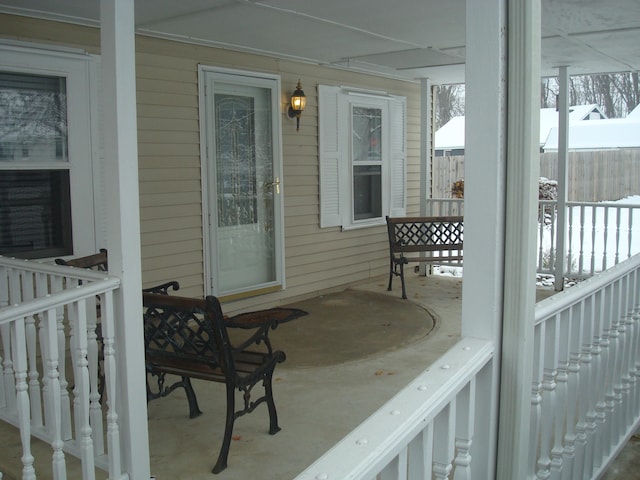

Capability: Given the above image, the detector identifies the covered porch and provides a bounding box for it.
[1,0,640,478]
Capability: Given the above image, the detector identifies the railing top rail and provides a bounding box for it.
[295,337,494,480]
[535,253,640,324]
[0,260,121,325]
[0,255,110,282]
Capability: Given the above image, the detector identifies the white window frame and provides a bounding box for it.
[0,42,102,260]
[319,85,406,230]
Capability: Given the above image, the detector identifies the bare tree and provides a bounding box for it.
[540,72,639,118]
[433,84,465,129]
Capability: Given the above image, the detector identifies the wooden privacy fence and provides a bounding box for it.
[433,150,640,202]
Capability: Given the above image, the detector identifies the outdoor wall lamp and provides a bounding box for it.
[287,79,306,131]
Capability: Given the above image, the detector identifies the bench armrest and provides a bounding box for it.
[143,281,180,295]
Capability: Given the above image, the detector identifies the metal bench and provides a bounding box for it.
[143,292,290,474]
[386,215,464,299]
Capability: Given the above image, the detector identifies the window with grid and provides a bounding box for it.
[0,72,73,258]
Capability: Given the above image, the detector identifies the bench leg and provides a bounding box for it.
[399,263,408,300]
[183,376,203,419]
[264,370,281,435]
[212,383,236,474]
[387,258,394,291]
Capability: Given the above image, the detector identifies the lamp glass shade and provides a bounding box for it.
[290,81,306,113]
[291,94,306,112]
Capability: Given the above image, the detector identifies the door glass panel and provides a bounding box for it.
[215,93,259,227]
[211,81,276,294]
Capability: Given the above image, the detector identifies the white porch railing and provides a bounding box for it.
[0,256,124,480]
[426,198,640,279]
[293,254,640,480]
[531,253,640,479]
[538,200,640,278]
[294,337,495,480]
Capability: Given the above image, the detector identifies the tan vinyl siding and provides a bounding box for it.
[1,13,422,313]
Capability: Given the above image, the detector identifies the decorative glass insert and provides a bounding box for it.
[215,93,258,227]
[0,72,72,258]
[352,106,382,220]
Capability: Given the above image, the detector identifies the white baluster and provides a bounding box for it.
[564,309,582,478]
[537,317,559,480]
[48,273,72,441]
[86,293,104,456]
[11,317,36,480]
[576,300,594,478]
[553,311,573,480]
[43,307,67,480]
[101,290,123,479]
[578,205,586,275]
[0,323,13,411]
[632,270,640,419]
[433,399,455,480]
[530,324,544,478]
[408,422,433,479]
[581,297,597,478]
[603,284,617,461]
[22,272,43,428]
[73,298,97,480]
[454,378,475,480]
[610,280,625,446]
[601,208,609,271]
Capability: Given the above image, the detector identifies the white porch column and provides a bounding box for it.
[498,0,541,478]
[554,66,570,291]
[100,0,151,479]
[420,78,432,217]
[462,0,507,477]
[464,0,541,477]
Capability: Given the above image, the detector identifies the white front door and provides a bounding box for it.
[201,69,283,298]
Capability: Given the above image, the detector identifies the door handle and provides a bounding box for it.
[265,177,280,194]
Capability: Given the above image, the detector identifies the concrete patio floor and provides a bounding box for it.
[1,272,638,479]
[145,272,543,480]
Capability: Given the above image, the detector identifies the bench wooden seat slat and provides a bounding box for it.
[386,215,464,299]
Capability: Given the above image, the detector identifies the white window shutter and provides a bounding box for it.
[318,85,342,227]
[389,96,407,217]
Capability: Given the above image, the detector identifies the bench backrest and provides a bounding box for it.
[142,293,234,376]
[55,248,108,271]
[386,216,464,253]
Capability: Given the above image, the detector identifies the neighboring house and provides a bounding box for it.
[434,104,608,156]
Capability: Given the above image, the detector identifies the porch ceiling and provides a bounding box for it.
[1,0,639,83]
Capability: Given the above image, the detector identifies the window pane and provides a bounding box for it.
[0,72,68,163]
[353,165,382,220]
[0,170,73,259]
[352,106,382,162]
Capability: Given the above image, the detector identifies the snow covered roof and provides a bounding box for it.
[627,103,640,119]
[543,116,640,151]
[434,116,465,150]
[434,104,640,150]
